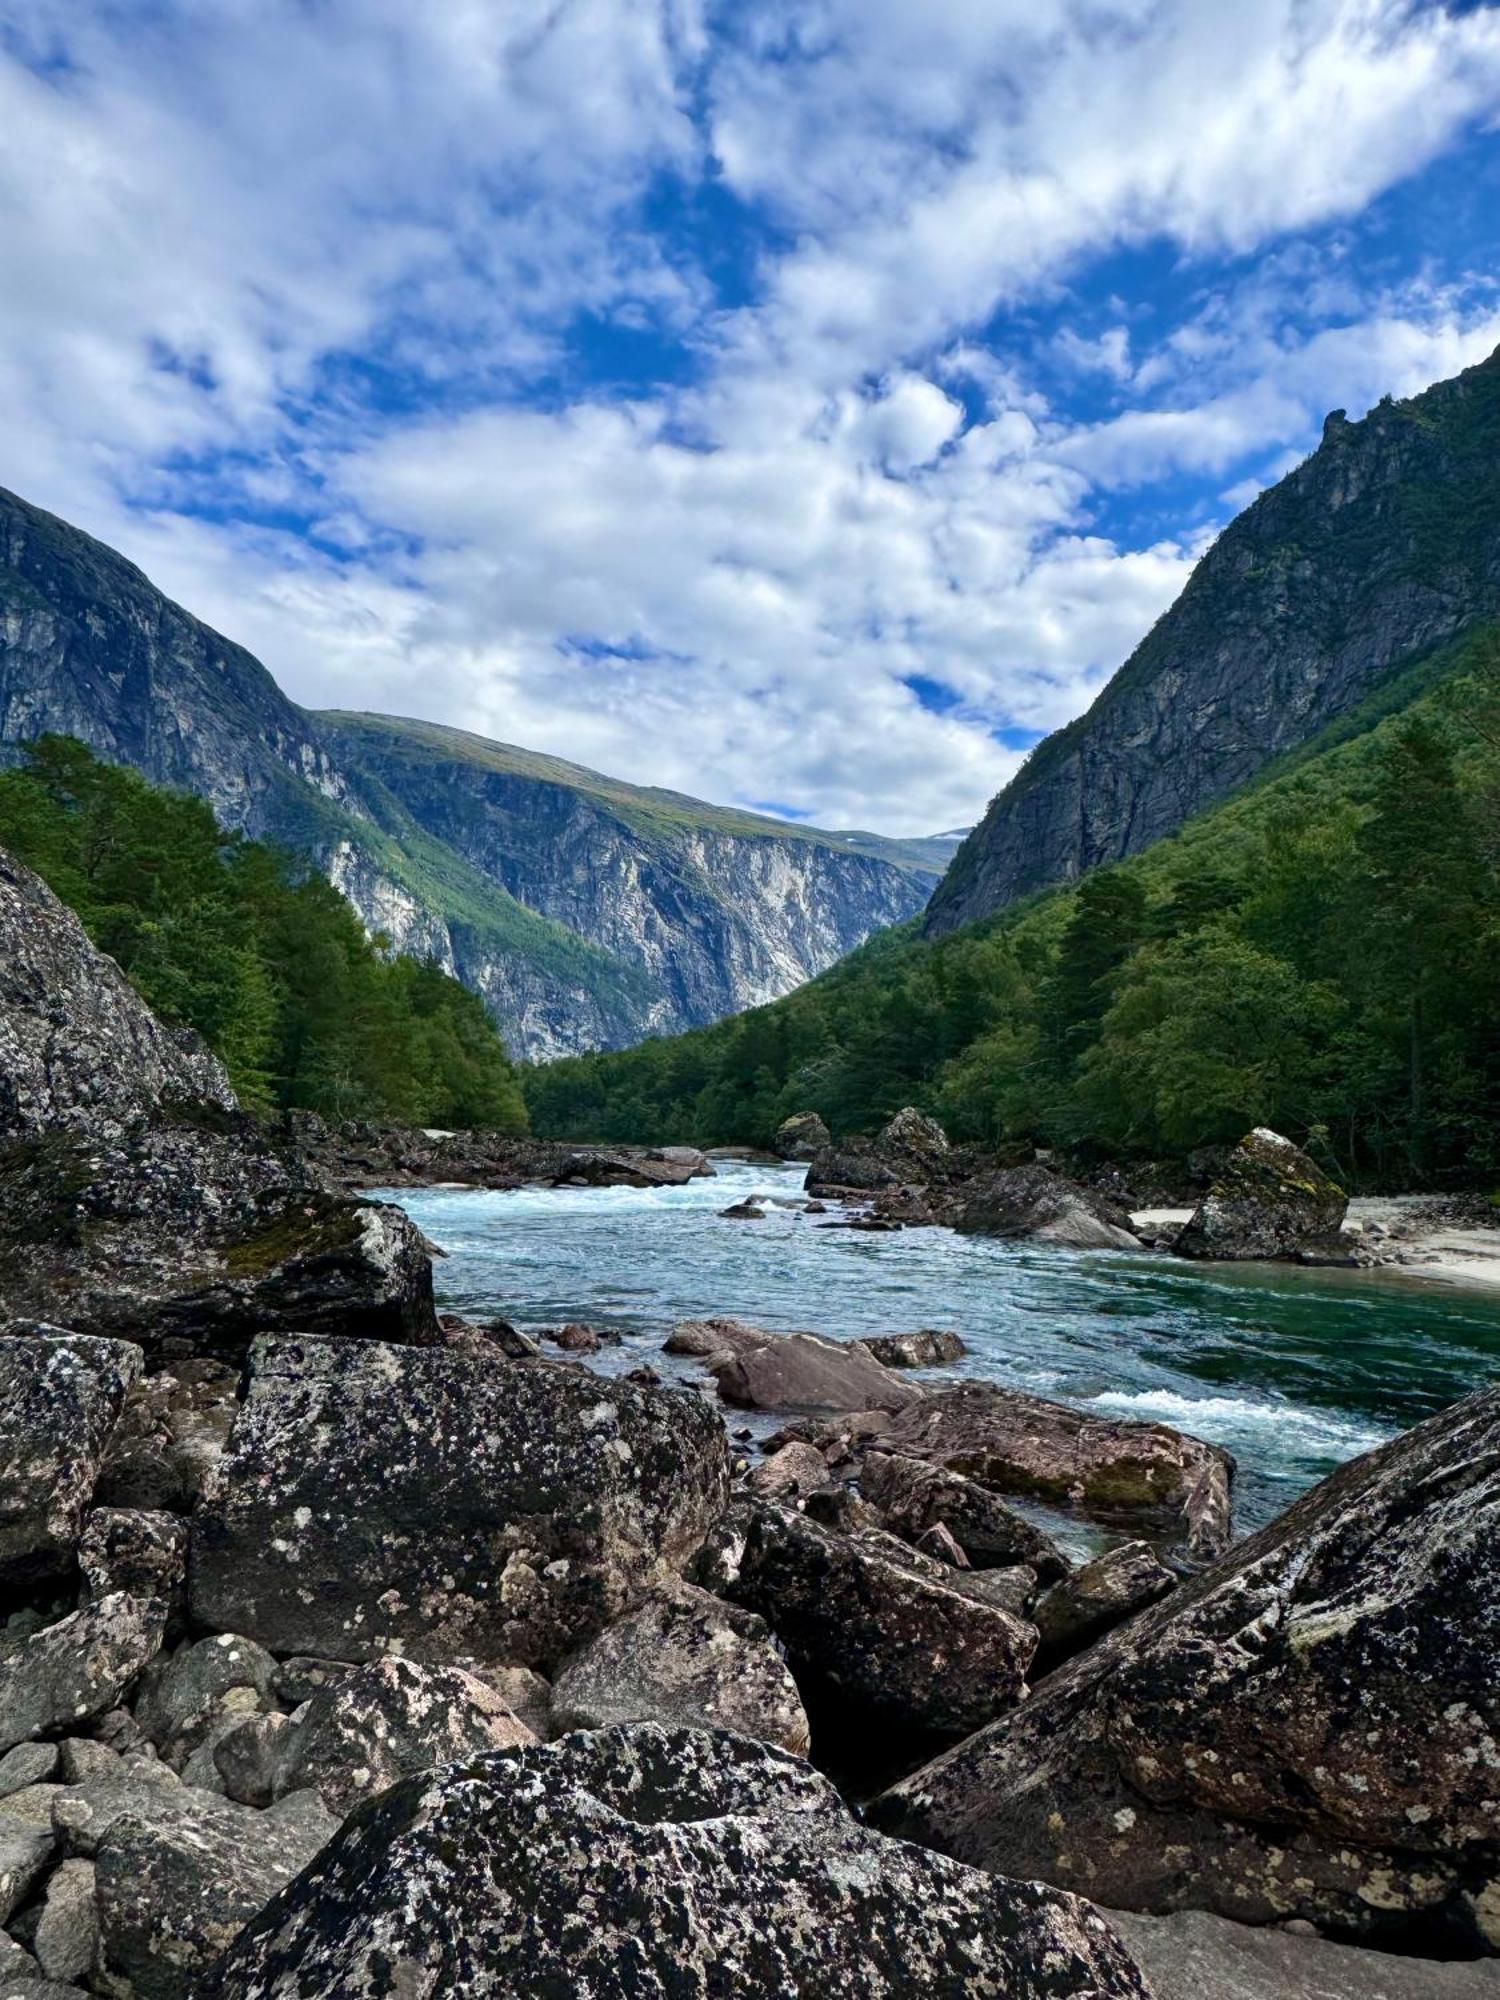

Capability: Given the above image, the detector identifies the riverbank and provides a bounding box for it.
[1133,1193,1500,1293]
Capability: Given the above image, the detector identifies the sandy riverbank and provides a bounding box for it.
[1132,1194,1500,1292]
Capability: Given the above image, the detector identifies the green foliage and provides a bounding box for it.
[0,738,527,1131]
[525,627,1500,1186]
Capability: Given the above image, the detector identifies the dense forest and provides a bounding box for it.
[526,630,1500,1187]
[0,737,527,1131]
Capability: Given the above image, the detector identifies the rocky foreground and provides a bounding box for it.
[2,840,1499,1997]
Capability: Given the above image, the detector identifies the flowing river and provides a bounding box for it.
[384,1160,1500,1542]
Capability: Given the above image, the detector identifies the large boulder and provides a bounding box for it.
[880,1383,1234,1558]
[0,1594,164,1755]
[190,1336,730,1670]
[773,1111,831,1160]
[550,1576,810,1755]
[953,1164,1142,1250]
[859,1328,966,1369]
[1031,1541,1177,1670]
[712,1332,922,1416]
[0,1329,141,1589]
[859,1449,1071,1580]
[876,1384,1500,1951]
[878,1106,950,1165]
[1174,1128,1348,1261]
[718,1502,1038,1742]
[803,1141,902,1197]
[93,1359,239,1513]
[201,1725,1151,1998]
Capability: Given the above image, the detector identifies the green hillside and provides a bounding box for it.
[525,627,1500,1187]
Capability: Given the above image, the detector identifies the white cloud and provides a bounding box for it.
[2,1,1500,832]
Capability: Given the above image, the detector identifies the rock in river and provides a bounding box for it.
[876,1382,1500,1952]
[712,1331,922,1416]
[953,1164,1142,1250]
[189,1335,730,1670]
[201,1724,1152,1998]
[1174,1127,1348,1261]
[858,1449,1071,1580]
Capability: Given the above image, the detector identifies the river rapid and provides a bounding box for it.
[384,1160,1500,1543]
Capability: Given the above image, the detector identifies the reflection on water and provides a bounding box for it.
[381,1162,1500,1535]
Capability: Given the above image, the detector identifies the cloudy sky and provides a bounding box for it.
[4,2,1500,833]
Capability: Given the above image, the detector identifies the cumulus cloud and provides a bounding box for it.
[2,0,1500,831]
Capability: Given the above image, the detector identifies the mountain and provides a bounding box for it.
[926,343,1500,935]
[0,485,940,1059]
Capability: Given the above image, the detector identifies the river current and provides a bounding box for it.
[384,1161,1500,1541]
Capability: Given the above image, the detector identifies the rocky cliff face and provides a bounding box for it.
[0,487,939,1058]
[927,344,1500,935]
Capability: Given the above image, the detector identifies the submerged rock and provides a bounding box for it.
[201,1724,1151,1998]
[876,1382,1500,1951]
[550,1576,811,1755]
[0,1329,141,1589]
[881,1382,1233,1557]
[190,1335,730,1670]
[1174,1128,1348,1261]
[954,1164,1142,1250]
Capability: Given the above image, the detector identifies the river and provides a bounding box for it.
[383,1160,1500,1543]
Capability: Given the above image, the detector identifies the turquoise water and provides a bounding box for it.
[384,1162,1500,1539]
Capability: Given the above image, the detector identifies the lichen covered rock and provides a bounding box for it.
[0,1328,141,1589]
[1174,1128,1348,1261]
[953,1164,1142,1250]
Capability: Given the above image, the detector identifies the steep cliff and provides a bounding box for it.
[0,486,941,1057]
[926,343,1500,935]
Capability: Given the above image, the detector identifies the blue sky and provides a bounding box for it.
[3,2,1500,831]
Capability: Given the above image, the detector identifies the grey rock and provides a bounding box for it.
[1033,1541,1177,1668]
[1174,1128,1349,1262]
[877,1106,950,1163]
[551,1577,811,1755]
[0,1594,164,1755]
[55,1741,119,1787]
[77,1509,187,1611]
[0,1818,53,1926]
[880,1382,1234,1558]
[663,1315,783,1359]
[745,1441,833,1501]
[93,1361,238,1513]
[189,1335,730,1671]
[876,1382,1500,1949]
[772,1111,831,1160]
[458,1663,552,1742]
[0,1330,141,1589]
[1111,1907,1500,2000]
[32,1861,94,1986]
[51,1767,190,1859]
[134,1634,278,1768]
[953,1164,1142,1250]
[94,1787,335,1999]
[212,1714,293,1809]
[859,1449,1071,1579]
[712,1332,922,1416]
[858,1328,967,1369]
[270,1657,534,1817]
[268,1658,354,1709]
[925,348,1500,935]
[200,1723,1151,1998]
[0,1751,54,1804]
[724,1502,1038,1740]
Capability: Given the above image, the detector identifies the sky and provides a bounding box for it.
[3,3,1500,835]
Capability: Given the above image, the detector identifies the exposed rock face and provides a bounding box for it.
[876,1383,1500,1952]
[0,1330,141,1589]
[1174,1128,1348,1261]
[718,1502,1039,1741]
[858,1450,1071,1579]
[0,844,436,1357]
[927,345,1500,933]
[881,1383,1234,1557]
[773,1111,831,1160]
[190,1336,731,1670]
[201,1725,1152,1999]
[954,1165,1142,1250]
[712,1331,922,1416]
[0,485,941,1061]
[550,1577,811,1755]
[1111,1907,1500,2000]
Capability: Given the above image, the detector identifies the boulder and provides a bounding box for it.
[803,1142,901,1197]
[663,1315,781,1359]
[553,1150,697,1188]
[31,1860,95,1986]
[0,1330,141,1589]
[1111,1907,1500,2000]
[880,1383,1234,1557]
[1032,1541,1177,1669]
[268,1657,535,1817]
[1174,1128,1348,1261]
[189,1336,730,1670]
[859,1328,966,1369]
[0,1595,164,1755]
[0,1750,54,1803]
[876,1383,1500,1950]
[878,1106,950,1165]
[93,1360,239,1513]
[746,1441,834,1502]
[94,1787,334,1999]
[77,1509,188,1612]
[201,1725,1151,1999]
[721,1502,1038,1742]
[772,1112,831,1161]
[719,1198,767,1219]
[550,1577,811,1755]
[953,1164,1142,1250]
[859,1450,1071,1580]
[134,1634,279,1768]
[712,1332,922,1416]
[50,1767,195,1860]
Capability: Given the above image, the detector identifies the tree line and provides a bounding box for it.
[0,737,527,1131]
[525,631,1500,1188]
